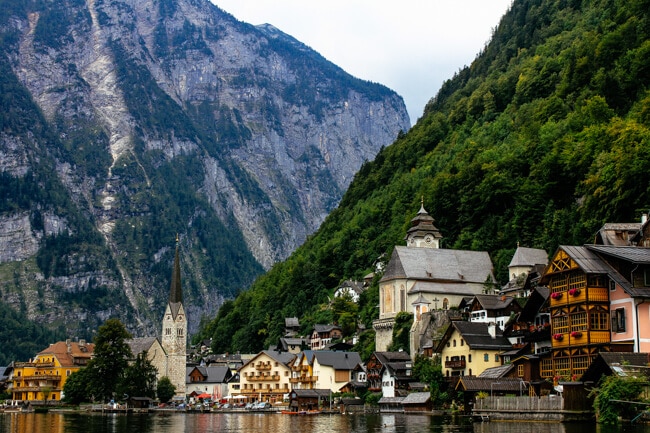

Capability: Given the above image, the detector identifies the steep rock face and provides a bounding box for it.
[0,0,409,337]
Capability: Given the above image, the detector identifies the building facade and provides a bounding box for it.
[11,340,94,403]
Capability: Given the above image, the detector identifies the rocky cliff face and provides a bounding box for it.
[0,0,409,338]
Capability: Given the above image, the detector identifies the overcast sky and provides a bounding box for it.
[211,1,513,125]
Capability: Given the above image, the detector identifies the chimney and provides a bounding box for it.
[79,339,86,346]
[488,322,496,339]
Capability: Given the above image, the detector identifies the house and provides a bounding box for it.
[310,325,342,350]
[334,280,365,303]
[311,351,363,392]
[373,201,495,356]
[504,286,551,355]
[338,362,367,395]
[11,339,94,403]
[237,350,294,403]
[465,294,522,330]
[501,246,549,298]
[290,351,317,390]
[365,351,413,396]
[436,321,512,378]
[276,337,309,354]
[285,317,301,337]
[186,366,232,400]
[402,391,432,413]
[538,245,650,382]
[288,388,331,412]
[580,352,650,384]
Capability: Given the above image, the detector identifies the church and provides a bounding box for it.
[373,200,495,356]
[128,237,187,397]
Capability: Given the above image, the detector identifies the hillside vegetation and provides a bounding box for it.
[197,0,650,354]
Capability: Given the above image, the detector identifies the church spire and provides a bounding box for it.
[405,199,443,248]
[169,234,183,305]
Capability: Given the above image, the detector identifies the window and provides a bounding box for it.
[484,353,489,362]
[468,354,472,363]
[552,315,569,334]
[518,365,524,377]
[453,340,456,347]
[460,339,464,346]
[590,307,609,330]
[495,354,499,362]
[612,308,626,332]
[570,311,587,332]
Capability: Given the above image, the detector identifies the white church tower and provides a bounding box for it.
[161,236,187,396]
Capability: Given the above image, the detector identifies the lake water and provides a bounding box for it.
[1,412,649,433]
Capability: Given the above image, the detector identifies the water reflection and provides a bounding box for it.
[1,412,649,433]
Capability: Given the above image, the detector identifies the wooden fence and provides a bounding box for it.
[474,396,564,412]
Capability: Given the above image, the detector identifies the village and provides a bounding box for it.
[2,204,650,422]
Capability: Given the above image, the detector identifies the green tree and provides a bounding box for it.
[118,351,158,399]
[62,367,91,405]
[592,375,647,424]
[388,312,413,352]
[86,318,133,402]
[156,376,176,403]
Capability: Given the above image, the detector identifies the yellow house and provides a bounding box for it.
[12,340,94,403]
[436,321,512,378]
[237,350,294,403]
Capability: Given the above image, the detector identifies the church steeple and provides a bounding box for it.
[169,234,183,305]
[161,234,187,396]
[405,197,443,248]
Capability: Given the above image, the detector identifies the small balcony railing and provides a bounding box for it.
[445,359,466,369]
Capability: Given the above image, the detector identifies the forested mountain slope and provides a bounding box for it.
[199,0,650,354]
[0,0,409,365]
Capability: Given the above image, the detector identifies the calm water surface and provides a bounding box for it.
[1,412,649,433]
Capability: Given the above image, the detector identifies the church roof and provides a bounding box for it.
[381,246,494,284]
[127,337,161,357]
[508,247,548,268]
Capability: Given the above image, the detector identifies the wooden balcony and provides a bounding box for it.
[22,375,61,381]
[290,376,318,383]
[255,363,272,371]
[14,362,55,368]
[552,330,611,348]
[445,359,466,369]
[247,374,280,382]
[550,287,609,308]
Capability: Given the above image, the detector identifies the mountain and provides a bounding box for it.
[198,0,650,354]
[0,0,410,363]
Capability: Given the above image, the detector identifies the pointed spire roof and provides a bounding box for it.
[405,197,443,245]
[168,235,183,316]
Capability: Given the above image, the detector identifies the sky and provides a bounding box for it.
[211,1,513,124]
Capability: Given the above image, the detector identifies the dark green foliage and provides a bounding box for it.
[86,318,133,402]
[388,312,413,352]
[198,0,650,355]
[0,302,65,366]
[118,351,158,399]
[62,367,91,405]
[591,374,648,424]
[156,376,176,403]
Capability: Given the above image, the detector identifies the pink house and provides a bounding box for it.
[587,245,650,353]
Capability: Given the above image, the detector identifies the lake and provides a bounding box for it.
[1,412,649,433]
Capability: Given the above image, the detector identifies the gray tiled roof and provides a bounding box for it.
[586,245,650,264]
[313,351,362,369]
[473,294,515,310]
[127,337,160,356]
[402,392,430,404]
[508,247,548,268]
[452,321,512,350]
[478,364,515,378]
[456,377,523,392]
[381,246,494,284]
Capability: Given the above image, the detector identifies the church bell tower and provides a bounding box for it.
[161,235,187,396]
